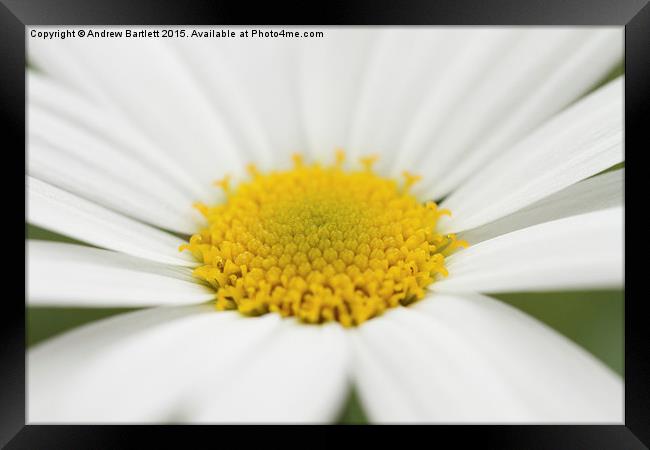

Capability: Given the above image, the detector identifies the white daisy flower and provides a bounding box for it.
[26,27,624,423]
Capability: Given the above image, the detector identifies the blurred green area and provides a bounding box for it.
[337,389,369,424]
[26,224,85,245]
[28,224,623,424]
[27,306,140,347]
[588,62,624,94]
[495,290,623,376]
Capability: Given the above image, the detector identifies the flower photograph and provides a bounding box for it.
[26,26,624,423]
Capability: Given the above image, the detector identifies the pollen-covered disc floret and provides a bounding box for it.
[181,152,467,327]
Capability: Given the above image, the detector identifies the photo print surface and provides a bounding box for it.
[26,26,624,423]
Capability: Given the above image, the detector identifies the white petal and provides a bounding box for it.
[435,207,623,293]
[28,30,107,100]
[392,29,621,186]
[173,27,308,168]
[191,321,351,423]
[27,241,213,307]
[29,134,202,235]
[351,29,509,172]
[27,177,196,267]
[165,35,275,171]
[28,74,214,233]
[28,307,282,423]
[418,29,623,197]
[298,28,376,161]
[349,328,421,421]
[354,293,622,422]
[28,72,211,203]
[440,77,623,232]
[388,29,514,174]
[29,31,246,189]
[462,169,623,244]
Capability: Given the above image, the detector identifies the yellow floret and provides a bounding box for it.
[181,152,467,326]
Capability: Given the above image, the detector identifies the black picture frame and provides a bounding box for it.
[3,0,648,447]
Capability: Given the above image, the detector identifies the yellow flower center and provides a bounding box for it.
[181,151,467,327]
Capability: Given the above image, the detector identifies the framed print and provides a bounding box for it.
[2,0,648,447]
